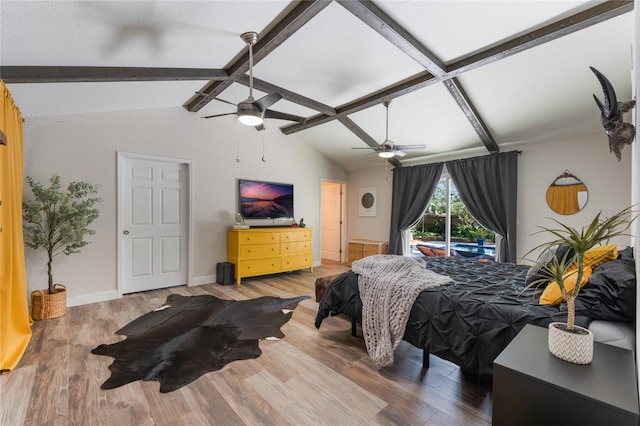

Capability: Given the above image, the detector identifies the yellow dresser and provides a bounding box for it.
[227,227,313,284]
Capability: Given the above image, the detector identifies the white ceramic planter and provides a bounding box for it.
[548,322,593,364]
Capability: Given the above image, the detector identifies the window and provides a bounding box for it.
[411,175,494,255]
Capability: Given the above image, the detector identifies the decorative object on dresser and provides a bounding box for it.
[524,205,635,364]
[231,212,249,229]
[22,175,101,320]
[347,239,388,265]
[227,227,313,284]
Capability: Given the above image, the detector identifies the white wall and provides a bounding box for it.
[347,132,633,262]
[347,167,393,243]
[22,107,347,306]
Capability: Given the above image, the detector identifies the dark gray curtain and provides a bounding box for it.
[446,151,518,262]
[388,162,444,255]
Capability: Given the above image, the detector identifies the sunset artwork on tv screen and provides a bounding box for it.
[238,179,294,219]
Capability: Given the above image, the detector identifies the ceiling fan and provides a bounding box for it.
[201,31,306,131]
[353,100,426,158]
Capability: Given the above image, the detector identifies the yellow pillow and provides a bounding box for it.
[539,266,593,305]
[582,245,618,269]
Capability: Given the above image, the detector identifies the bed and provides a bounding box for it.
[315,247,636,376]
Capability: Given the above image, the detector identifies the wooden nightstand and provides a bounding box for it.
[492,324,639,426]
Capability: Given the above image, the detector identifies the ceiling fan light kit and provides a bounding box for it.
[238,107,263,126]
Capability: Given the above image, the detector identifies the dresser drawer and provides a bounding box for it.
[240,244,280,258]
[239,258,282,276]
[281,230,311,243]
[281,241,311,255]
[282,254,313,270]
[239,232,280,245]
[228,228,313,284]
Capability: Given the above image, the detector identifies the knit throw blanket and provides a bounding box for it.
[352,255,452,367]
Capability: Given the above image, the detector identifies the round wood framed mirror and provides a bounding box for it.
[546,171,588,215]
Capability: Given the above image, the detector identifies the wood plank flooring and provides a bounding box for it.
[1,261,493,425]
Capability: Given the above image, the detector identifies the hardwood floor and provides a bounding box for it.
[1,261,492,425]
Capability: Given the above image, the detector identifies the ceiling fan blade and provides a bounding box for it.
[263,109,305,122]
[395,150,407,157]
[212,97,238,107]
[351,147,377,150]
[254,93,283,112]
[201,112,238,119]
[394,144,426,150]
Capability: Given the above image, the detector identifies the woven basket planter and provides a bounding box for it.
[31,284,67,320]
[548,322,593,364]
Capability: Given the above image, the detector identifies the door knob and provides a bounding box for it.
[123,230,130,235]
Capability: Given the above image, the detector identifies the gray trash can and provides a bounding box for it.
[216,262,235,285]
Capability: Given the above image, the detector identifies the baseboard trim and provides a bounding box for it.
[67,290,120,308]
[190,275,216,286]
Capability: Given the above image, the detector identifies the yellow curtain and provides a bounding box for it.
[0,80,32,372]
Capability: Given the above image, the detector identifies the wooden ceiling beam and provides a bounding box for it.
[183,0,331,112]
[338,116,401,168]
[281,0,633,136]
[0,66,228,83]
[447,0,634,77]
[443,78,499,152]
[282,71,437,134]
[236,75,337,116]
[337,0,446,77]
[339,0,496,154]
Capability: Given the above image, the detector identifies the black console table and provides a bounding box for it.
[492,324,639,426]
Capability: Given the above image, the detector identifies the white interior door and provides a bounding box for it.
[119,154,189,294]
[321,181,344,262]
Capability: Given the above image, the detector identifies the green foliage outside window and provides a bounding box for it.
[412,178,494,242]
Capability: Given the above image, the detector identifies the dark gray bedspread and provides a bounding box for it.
[315,254,635,376]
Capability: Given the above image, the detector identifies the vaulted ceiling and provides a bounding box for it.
[1,0,635,171]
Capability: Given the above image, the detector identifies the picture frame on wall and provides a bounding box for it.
[359,187,377,217]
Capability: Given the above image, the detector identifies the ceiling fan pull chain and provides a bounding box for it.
[262,131,267,162]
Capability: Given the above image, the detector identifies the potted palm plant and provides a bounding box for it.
[469,228,488,246]
[525,206,635,364]
[23,175,101,320]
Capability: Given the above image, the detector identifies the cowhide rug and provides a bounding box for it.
[91,293,308,393]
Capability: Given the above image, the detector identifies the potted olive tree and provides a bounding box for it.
[23,175,101,320]
[525,206,635,364]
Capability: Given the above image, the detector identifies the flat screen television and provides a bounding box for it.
[238,179,294,220]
